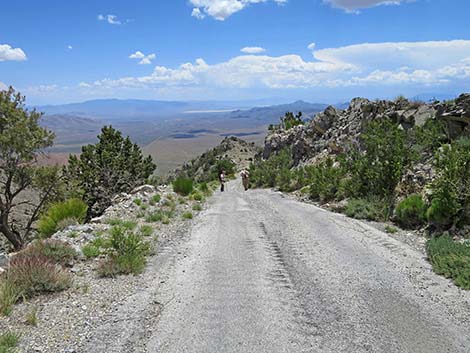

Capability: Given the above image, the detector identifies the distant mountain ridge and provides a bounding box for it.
[34,98,333,121]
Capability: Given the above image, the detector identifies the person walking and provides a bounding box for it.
[219,169,226,192]
[240,169,250,191]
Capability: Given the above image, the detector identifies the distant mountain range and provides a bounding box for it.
[37,99,333,153]
[34,98,335,121]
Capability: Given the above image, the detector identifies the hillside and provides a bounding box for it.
[174,136,260,182]
[251,93,470,238]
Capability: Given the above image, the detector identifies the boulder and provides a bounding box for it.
[0,252,8,267]
[130,185,156,195]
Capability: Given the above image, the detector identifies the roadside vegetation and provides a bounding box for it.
[0,331,20,353]
[0,87,216,317]
[250,109,470,289]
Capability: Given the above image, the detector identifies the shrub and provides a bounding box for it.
[182,212,193,220]
[139,225,154,237]
[428,139,470,228]
[66,126,156,219]
[344,119,412,199]
[98,226,150,277]
[38,198,88,237]
[107,219,137,230]
[192,204,203,211]
[82,244,101,259]
[24,240,77,266]
[0,280,21,317]
[250,148,293,188]
[426,236,470,289]
[198,182,209,193]
[25,306,39,326]
[395,194,427,228]
[0,254,71,315]
[0,331,20,353]
[191,192,204,201]
[309,158,346,202]
[344,198,390,221]
[149,194,161,205]
[146,211,164,223]
[173,177,194,196]
[385,225,398,234]
[133,198,142,206]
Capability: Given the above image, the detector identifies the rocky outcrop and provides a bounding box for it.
[263,95,470,165]
[436,93,470,138]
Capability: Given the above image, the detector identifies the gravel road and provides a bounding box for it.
[86,180,470,353]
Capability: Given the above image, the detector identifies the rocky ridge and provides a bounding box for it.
[175,136,259,181]
[263,94,470,166]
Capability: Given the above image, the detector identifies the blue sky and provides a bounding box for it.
[1,0,470,104]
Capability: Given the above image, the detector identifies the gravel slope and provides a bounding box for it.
[142,180,470,353]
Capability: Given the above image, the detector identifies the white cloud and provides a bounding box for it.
[49,40,470,98]
[129,51,156,65]
[189,0,286,20]
[97,14,122,25]
[191,8,206,19]
[67,45,73,50]
[0,82,7,90]
[323,0,412,12]
[241,47,266,54]
[307,42,316,50]
[0,44,27,62]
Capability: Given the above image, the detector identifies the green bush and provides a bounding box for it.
[98,226,150,277]
[344,198,390,221]
[192,204,203,211]
[428,138,470,228]
[146,211,164,223]
[182,212,193,220]
[38,198,88,237]
[250,148,293,188]
[395,194,427,228]
[149,194,161,206]
[191,191,204,201]
[107,219,137,230]
[133,198,142,206]
[82,244,101,258]
[0,331,20,353]
[24,240,77,266]
[139,225,154,237]
[344,119,412,198]
[309,158,346,202]
[173,177,194,196]
[426,236,470,289]
[385,225,398,234]
[198,182,209,193]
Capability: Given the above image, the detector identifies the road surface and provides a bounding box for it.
[85,179,470,353]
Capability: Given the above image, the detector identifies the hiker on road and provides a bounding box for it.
[219,170,226,192]
[240,169,250,191]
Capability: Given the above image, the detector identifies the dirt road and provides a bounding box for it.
[84,180,470,353]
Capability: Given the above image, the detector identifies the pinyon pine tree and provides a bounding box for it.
[67,126,156,218]
[0,87,62,250]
